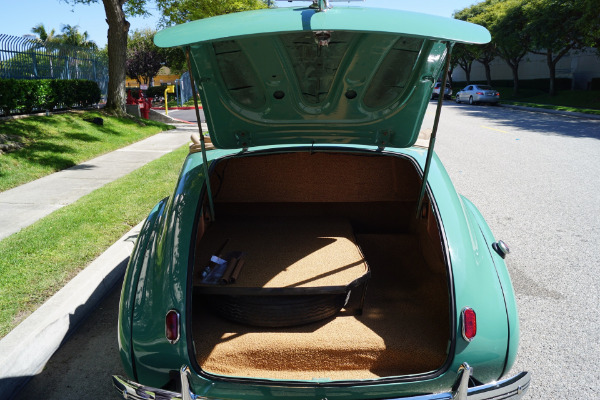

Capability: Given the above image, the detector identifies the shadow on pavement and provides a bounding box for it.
[446,103,600,140]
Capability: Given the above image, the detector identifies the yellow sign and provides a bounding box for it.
[164,85,176,115]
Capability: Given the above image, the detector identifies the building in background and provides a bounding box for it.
[452,48,599,90]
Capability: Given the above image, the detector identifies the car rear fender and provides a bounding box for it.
[118,197,170,380]
[459,195,520,376]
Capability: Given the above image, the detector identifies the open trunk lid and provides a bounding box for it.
[154,5,490,150]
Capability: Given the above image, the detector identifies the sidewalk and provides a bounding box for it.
[0,118,205,400]
[0,122,200,241]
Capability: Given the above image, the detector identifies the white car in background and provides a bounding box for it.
[431,81,452,100]
[455,84,500,105]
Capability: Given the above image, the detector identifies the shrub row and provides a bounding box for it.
[0,79,101,116]
[452,78,573,91]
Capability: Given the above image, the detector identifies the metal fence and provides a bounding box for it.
[0,34,108,95]
[179,71,193,105]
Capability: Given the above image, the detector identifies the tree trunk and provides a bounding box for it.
[459,61,472,84]
[483,62,492,87]
[503,59,520,97]
[547,51,556,96]
[546,46,572,96]
[103,0,129,115]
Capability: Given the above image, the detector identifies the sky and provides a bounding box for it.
[1,0,478,48]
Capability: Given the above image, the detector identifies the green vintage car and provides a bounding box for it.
[113,2,530,399]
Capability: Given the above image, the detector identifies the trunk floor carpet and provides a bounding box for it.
[192,229,449,380]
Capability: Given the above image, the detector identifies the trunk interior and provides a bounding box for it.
[191,151,451,381]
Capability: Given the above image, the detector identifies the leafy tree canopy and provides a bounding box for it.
[126,28,164,85]
[156,0,269,26]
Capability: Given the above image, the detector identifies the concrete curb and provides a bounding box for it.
[151,106,202,110]
[0,222,143,400]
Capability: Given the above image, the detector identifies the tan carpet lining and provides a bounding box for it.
[192,152,449,381]
[192,230,449,381]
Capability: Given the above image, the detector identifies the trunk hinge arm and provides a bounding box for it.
[186,47,216,222]
[416,42,452,219]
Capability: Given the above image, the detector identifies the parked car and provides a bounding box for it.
[455,84,500,105]
[113,3,530,400]
[432,81,452,100]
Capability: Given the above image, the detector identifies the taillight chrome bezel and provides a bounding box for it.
[165,309,181,344]
[461,306,477,342]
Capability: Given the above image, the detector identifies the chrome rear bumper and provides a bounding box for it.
[112,363,530,400]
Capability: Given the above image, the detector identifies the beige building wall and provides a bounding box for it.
[452,48,599,90]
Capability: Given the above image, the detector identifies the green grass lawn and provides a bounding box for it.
[0,111,173,192]
[496,88,600,114]
[0,144,190,338]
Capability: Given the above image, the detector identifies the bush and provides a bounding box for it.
[452,78,572,92]
[0,79,21,115]
[0,78,101,116]
[591,78,600,91]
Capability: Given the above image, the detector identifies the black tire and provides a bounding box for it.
[455,95,460,103]
[469,96,474,105]
[207,293,348,327]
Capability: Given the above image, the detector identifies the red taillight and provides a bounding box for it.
[476,91,484,95]
[166,310,180,344]
[462,307,477,342]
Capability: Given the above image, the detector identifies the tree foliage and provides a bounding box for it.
[28,23,97,49]
[156,0,269,26]
[62,0,270,114]
[453,4,497,86]
[63,0,148,115]
[29,24,60,43]
[454,0,599,95]
[60,24,98,49]
[523,0,588,95]
[126,29,164,86]
[452,44,476,85]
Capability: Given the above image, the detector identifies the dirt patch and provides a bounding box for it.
[0,134,26,155]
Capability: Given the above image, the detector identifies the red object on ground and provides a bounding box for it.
[126,90,137,105]
[138,94,152,119]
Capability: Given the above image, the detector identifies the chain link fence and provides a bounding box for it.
[0,34,108,96]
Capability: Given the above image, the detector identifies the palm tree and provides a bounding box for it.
[60,24,97,50]
[30,23,61,43]
[59,24,98,79]
[24,24,63,78]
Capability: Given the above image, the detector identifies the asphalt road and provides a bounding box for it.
[426,102,600,399]
[163,108,205,124]
[15,103,600,399]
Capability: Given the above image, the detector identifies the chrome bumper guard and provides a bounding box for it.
[112,363,530,400]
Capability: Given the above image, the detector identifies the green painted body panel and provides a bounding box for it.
[118,198,169,380]
[115,6,520,397]
[460,196,520,374]
[154,7,491,48]
[118,145,516,397]
[154,7,490,150]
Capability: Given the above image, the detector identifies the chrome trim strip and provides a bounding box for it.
[112,364,530,400]
[112,374,182,400]
[454,363,472,400]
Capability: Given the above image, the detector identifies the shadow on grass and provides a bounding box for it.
[64,132,101,142]
[10,141,77,170]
